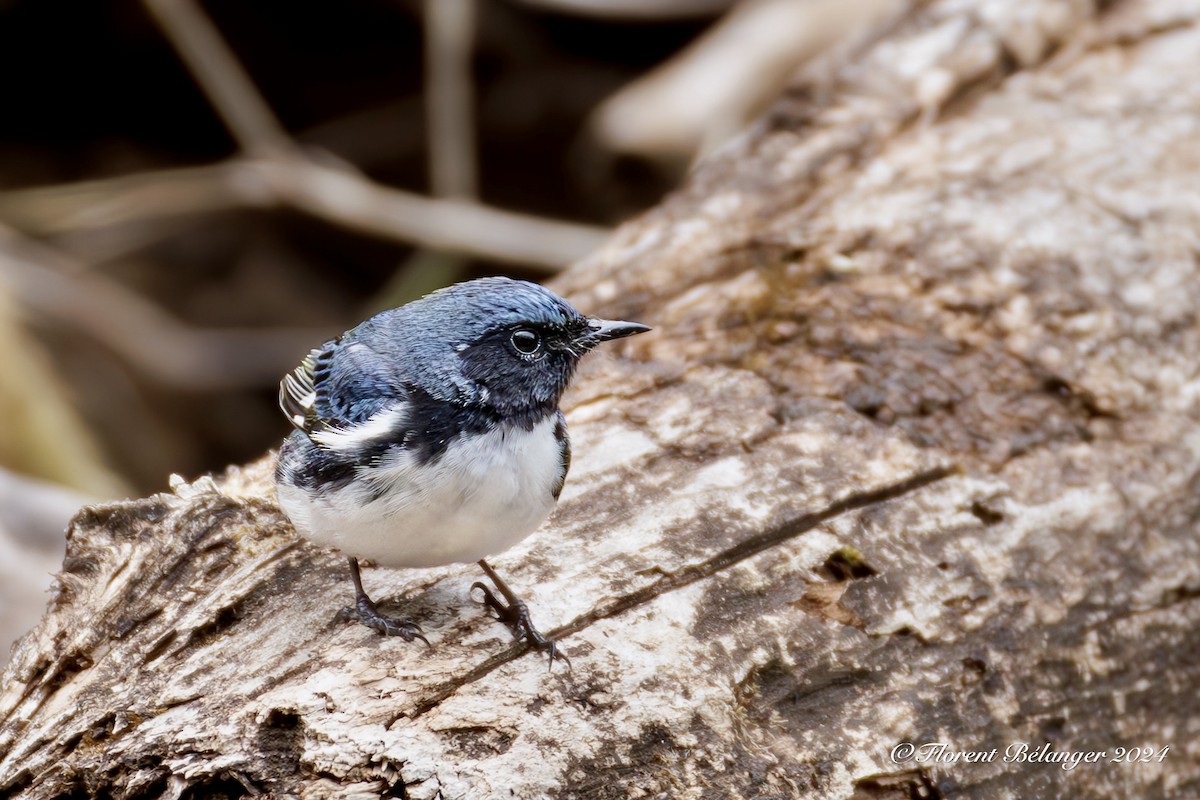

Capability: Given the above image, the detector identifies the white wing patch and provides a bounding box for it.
[311,404,409,453]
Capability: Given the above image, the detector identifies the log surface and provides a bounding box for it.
[3,0,1200,797]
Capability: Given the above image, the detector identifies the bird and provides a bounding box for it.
[274,276,650,667]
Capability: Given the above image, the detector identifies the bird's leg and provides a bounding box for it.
[345,557,429,646]
[472,559,570,670]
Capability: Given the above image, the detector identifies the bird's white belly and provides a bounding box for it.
[276,416,562,568]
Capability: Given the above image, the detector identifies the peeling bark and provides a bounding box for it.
[3,0,1200,797]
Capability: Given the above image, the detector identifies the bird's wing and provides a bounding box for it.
[279,338,408,448]
[279,345,325,433]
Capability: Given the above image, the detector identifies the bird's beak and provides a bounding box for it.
[582,318,652,346]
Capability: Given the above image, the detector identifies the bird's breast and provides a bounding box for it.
[366,413,566,515]
[279,413,569,567]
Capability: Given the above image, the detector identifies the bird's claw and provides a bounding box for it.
[471,581,570,671]
[349,596,430,646]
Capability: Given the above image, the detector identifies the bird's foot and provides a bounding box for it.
[472,581,570,670]
[345,595,430,646]
[343,555,429,646]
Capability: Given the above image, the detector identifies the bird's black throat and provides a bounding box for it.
[276,385,562,496]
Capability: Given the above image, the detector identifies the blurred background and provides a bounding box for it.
[0,0,893,656]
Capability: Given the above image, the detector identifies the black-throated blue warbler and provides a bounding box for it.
[275,277,649,667]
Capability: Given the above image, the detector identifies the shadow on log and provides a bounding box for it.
[3,0,1200,797]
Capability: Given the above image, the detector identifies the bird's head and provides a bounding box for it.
[376,277,649,424]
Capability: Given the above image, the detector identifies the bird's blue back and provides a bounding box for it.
[310,277,583,429]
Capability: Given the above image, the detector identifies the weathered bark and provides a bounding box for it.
[3,0,1200,797]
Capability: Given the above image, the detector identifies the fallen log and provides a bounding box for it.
[3,0,1199,797]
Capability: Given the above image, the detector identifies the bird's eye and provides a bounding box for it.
[511,328,541,354]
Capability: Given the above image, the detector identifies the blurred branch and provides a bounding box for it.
[141,0,293,158]
[0,159,608,271]
[259,158,608,272]
[590,0,897,161]
[510,0,736,19]
[0,288,129,500]
[425,0,479,200]
[0,163,257,240]
[0,224,328,390]
[124,0,608,271]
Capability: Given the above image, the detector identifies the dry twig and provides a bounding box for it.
[425,0,479,200]
[0,224,328,389]
[590,0,897,161]
[0,158,609,271]
[130,0,606,271]
[141,0,293,157]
